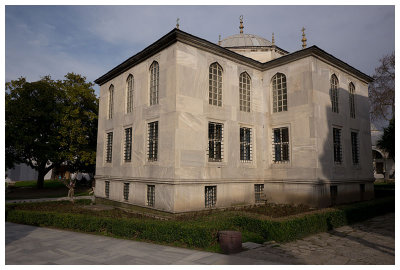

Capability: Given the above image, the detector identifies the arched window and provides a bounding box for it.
[108,84,114,119]
[330,75,339,113]
[239,72,251,112]
[349,82,355,118]
[126,74,134,113]
[149,61,159,105]
[209,62,223,106]
[271,73,287,112]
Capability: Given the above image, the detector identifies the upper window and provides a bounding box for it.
[239,72,251,112]
[208,122,223,162]
[330,75,339,113]
[209,62,222,106]
[272,73,287,113]
[349,82,355,118]
[150,61,159,106]
[126,75,134,113]
[273,127,289,163]
[108,85,114,119]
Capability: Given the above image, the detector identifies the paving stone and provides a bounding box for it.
[242,242,263,250]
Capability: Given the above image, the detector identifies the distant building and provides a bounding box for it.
[371,123,395,179]
[6,163,51,182]
[94,20,374,213]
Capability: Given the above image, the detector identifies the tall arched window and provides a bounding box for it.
[149,61,159,105]
[349,82,355,118]
[209,62,223,106]
[108,84,114,119]
[239,72,251,112]
[126,74,134,113]
[330,74,339,113]
[271,73,287,112]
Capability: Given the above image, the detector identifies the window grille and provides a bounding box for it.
[330,185,338,205]
[108,85,114,119]
[148,121,158,161]
[330,75,339,113]
[147,185,155,207]
[240,127,252,162]
[333,128,342,164]
[105,132,113,163]
[209,62,222,106]
[239,72,251,112]
[351,131,359,165]
[349,83,355,118]
[254,184,264,203]
[150,61,159,106]
[123,183,129,201]
[208,122,223,162]
[205,186,217,208]
[272,127,289,163]
[127,75,134,113]
[105,181,110,198]
[272,73,287,113]
[124,127,132,162]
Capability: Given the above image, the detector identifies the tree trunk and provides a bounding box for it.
[37,170,45,189]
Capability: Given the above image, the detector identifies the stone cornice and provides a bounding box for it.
[95,28,373,86]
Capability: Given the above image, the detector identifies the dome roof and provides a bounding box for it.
[220,33,273,47]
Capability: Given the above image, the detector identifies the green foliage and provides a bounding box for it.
[377,118,395,161]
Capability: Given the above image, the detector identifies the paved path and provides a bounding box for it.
[237,213,395,265]
[5,222,276,265]
[6,196,93,204]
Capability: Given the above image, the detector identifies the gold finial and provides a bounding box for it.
[301,27,307,49]
[239,15,244,34]
[218,35,221,46]
[272,32,275,45]
[176,18,180,29]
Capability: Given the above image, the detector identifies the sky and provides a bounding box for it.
[5,5,395,95]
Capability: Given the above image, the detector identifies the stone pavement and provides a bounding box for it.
[237,213,395,265]
[5,222,277,265]
[6,196,93,204]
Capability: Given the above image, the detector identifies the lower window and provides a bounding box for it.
[205,186,217,208]
[147,185,155,207]
[105,181,110,198]
[123,183,129,201]
[330,185,338,205]
[254,184,264,203]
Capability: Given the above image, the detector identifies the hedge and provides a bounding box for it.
[6,197,394,250]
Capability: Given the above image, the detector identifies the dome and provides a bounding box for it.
[220,33,273,48]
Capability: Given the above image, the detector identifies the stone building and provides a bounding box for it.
[94,21,374,213]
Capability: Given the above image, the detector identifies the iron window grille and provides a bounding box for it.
[147,185,155,207]
[330,75,339,113]
[333,128,342,164]
[150,61,159,106]
[205,186,217,208]
[349,83,355,118]
[272,73,287,113]
[124,127,132,162]
[123,183,129,201]
[105,181,110,198]
[209,62,223,106]
[240,127,252,162]
[108,85,114,119]
[105,132,113,163]
[351,131,359,165]
[254,184,264,203]
[273,127,289,163]
[208,122,223,162]
[239,72,251,112]
[127,75,134,113]
[147,121,158,161]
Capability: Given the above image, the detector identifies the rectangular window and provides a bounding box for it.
[123,183,129,201]
[105,181,110,198]
[106,132,113,163]
[273,127,289,162]
[240,127,252,162]
[360,184,365,200]
[351,131,359,165]
[124,127,132,162]
[333,128,342,164]
[205,186,217,208]
[147,185,155,207]
[208,122,223,162]
[254,184,264,203]
[148,121,158,162]
[330,185,338,205]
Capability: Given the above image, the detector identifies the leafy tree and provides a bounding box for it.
[369,52,395,122]
[377,118,395,161]
[5,73,98,189]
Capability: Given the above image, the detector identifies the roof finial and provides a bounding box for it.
[218,35,221,46]
[239,15,244,34]
[301,27,307,49]
[176,18,180,29]
[272,32,275,45]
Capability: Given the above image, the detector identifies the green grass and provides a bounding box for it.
[13,180,65,188]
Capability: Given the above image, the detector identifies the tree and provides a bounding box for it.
[369,52,395,123]
[5,73,98,189]
[377,118,395,161]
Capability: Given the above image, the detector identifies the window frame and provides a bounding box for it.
[126,74,134,113]
[205,185,217,208]
[149,61,159,106]
[124,127,132,162]
[272,127,290,163]
[254,184,264,203]
[105,181,110,198]
[147,121,159,162]
[147,185,155,207]
[209,62,223,107]
[108,84,114,119]
[333,127,342,164]
[351,130,359,165]
[105,132,113,163]
[330,74,339,113]
[271,73,288,113]
[239,72,251,112]
[123,182,129,201]
[349,82,355,118]
[240,126,252,162]
[208,121,224,162]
